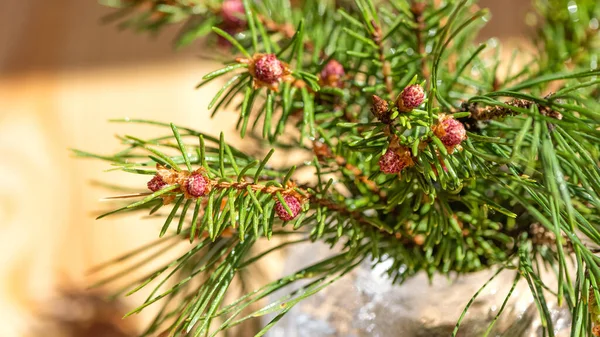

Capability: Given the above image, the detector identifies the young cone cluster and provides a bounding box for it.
[146,165,212,201]
[146,164,304,220]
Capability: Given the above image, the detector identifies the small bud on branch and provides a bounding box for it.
[433,114,467,152]
[371,95,391,123]
[238,53,293,91]
[397,84,425,112]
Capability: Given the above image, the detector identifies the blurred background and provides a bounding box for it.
[0,0,531,335]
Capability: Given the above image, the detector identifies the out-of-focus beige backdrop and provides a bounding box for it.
[0,0,530,335]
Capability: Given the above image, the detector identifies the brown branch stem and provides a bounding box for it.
[309,196,371,226]
[258,15,318,54]
[461,98,562,122]
[214,180,294,197]
[410,1,429,78]
[215,176,393,238]
[371,20,394,98]
[312,141,386,200]
[334,156,382,195]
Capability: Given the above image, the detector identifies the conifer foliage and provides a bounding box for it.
[79,0,600,335]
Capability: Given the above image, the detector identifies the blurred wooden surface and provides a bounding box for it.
[0,1,236,335]
[0,0,531,336]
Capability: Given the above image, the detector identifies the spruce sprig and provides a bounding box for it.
[77,0,600,335]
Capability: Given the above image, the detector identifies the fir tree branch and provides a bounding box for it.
[312,140,383,198]
[85,1,600,335]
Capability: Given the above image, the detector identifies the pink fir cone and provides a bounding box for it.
[378,147,413,174]
[217,0,246,48]
[243,53,291,91]
[185,172,210,198]
[253,54,285,84]
[221,0,246,27]
[319,59,345,88]
[433,115,467,151]
[275,195,302,221]
[397,84,425,112]
[147,174,167,192]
